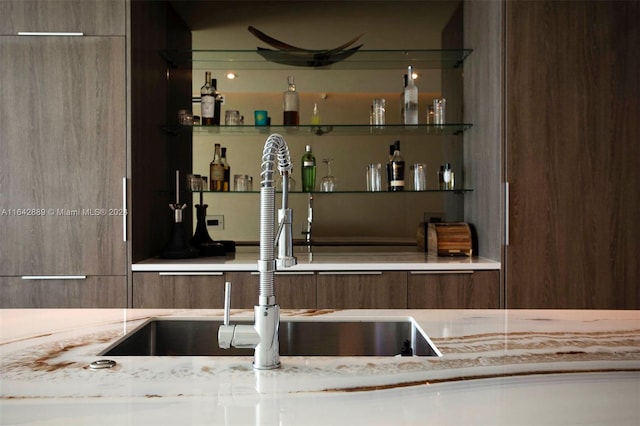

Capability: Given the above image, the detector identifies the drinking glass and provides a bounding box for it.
[320,158,336,192]
[366,163,382,192]
[412,163,427,191]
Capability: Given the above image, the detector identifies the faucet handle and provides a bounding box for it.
[223,281,232,326]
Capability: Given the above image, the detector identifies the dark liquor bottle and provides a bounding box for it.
[221,147,230,192]
[386,144,395,191]
[390,141,405,191]
[211,78,222,125]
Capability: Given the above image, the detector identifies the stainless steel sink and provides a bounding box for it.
[100,318,441,357]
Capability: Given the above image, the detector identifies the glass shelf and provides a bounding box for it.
[165,123,472,137]
[160,48,473,70]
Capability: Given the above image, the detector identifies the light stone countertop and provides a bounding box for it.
[1,309,638,425]
[133,246,500,272]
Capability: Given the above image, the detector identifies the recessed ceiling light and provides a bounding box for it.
[226,72,237,80]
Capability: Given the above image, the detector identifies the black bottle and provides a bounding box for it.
[389,141,405,192]
[386,144,395,191]
[211,78,222,125]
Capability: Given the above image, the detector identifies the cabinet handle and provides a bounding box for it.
[409,270,474,275]
[158,272,223,276]
[504,182,509,246]
[250,271,315,276]
[18,32,84,36]
[21,275,87,280]
[122,177,128,242]
[317,271,383,275]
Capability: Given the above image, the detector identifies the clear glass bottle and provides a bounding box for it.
[310,103,321,125]
[301,145,316,192]
[209,143,224,191]
[434,98,446,125]
[201,71,215,126]
[221,147,230,192]
[390,141,405,191]
[283,76,299,126]
[400,74,407,124]
[403,66,418,125]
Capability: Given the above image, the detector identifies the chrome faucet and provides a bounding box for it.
[302,193,313,245]
[218,134,296,369]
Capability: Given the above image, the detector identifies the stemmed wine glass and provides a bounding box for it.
[320,158,336,192]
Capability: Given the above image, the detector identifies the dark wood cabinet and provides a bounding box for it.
[504,0,640,308]
[132,272,226,308]
[131,269,501,310]
[316,271,408,309]
[0,36,127,278]
[0,0,126,35]
[407,270,500,309]
[225,272,317,310]
[132,271,316,309]
[0,276,126,308]
[0,0,127,308]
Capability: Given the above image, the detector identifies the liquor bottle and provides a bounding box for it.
[201,72,215,126]
[221,147,230,192]
[390,141,405,191]
[400,74,407,124]
[209,143,224,191]
[283,76,299,126]
[301,145,316,192]
[310,103,321,125]
[403,66,418,125]
[211,78,222,125]
[386,144,395,191]
[443,162,454,190]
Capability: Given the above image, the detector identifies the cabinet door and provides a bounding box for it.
[132,273,227,309]
[505,1,640,308]
[0,0,125,36]
[0,276,126,308]
[316,271,407,309]
[0,36,126,276]
[225,272,317,309]
[407,270,500,309]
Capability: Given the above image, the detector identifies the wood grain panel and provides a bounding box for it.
[225,272,317,309]
[0,36,127,276]
[0,0,126,35]
[316,272,407,309]
[407,271,500,309]
[505,1,640,308]
[132,272,226,308]
[0,276,126,308]
[463,0,504,262]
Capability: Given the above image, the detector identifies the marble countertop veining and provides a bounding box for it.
[1,309,639,426]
